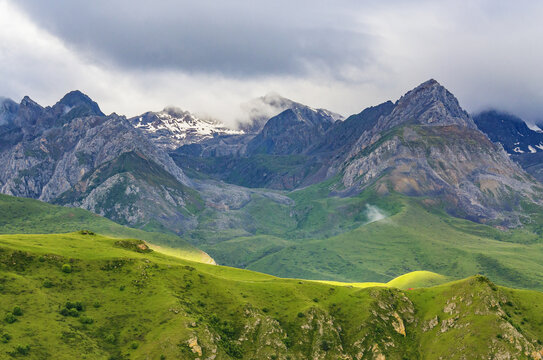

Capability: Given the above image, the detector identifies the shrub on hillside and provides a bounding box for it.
[66,301,84,311]
[282,336,293,348]
[320,340,330,351]
[60,301,85,317]
[4,313,16,324]
[105,334,116,344]
[61,264,72,273]
[12,306,23,316]
[7,344,31,356]
[79,316,94,325]
[15,345,30,355]
[1,333,11,343]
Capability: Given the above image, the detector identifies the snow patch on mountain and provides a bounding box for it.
[130,107,243,150]
[527,123,543,133]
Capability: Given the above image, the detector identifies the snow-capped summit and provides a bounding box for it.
[129,107,243,151]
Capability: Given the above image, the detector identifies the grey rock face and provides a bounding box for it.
[338,80,542,225]
[0,92,197,233]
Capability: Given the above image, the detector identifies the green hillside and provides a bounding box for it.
[1,232,543,359]
[0,194,213,264]
[316,271,450,290]
[199,186,543,290]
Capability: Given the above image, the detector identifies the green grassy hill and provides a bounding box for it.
[0,194,213,264]
[1,232,543,359]
[316,271,450,290]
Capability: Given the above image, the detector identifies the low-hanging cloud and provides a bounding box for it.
[364,204,388,225]
[1,0,543,124]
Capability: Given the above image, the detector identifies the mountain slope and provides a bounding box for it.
[166,81,543,287]
[239,192,543,289]
[0,193,213,263]
[1,232,543,359]
[309,100,395,156]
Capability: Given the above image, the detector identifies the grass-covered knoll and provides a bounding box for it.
[316,271,449,290]
[0,194,212,264]
[386,271,448,289]
[1,232,543,359]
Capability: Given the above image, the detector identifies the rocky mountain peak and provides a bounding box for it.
[54,90,104,117]
[238,93,343,133]
[246,104,336,155]
[20,95,42,109]
[383,79,476,131]
[129,107,242,151]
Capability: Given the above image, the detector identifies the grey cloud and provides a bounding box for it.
[13,0,373,78]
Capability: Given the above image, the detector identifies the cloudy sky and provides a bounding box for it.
[1,0,542,125]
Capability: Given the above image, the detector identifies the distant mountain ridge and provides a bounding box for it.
[473,110,543,184]
[3,82,543,229]
[474,110,543,155]
[236,92,344,133]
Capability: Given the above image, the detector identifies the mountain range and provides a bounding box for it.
[2,80,543,287]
